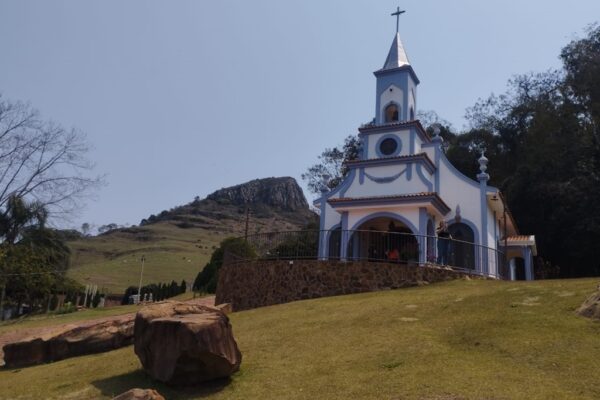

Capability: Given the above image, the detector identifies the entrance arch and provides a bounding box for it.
[347,215,418,262]
[448,222,475,269]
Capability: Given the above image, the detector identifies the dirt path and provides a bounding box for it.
[0,296,215,366]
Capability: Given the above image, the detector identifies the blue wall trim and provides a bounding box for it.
[340,212,349,260]
[434,145,441,192]
[364,167,406,184]
[416,164,434,192]
[313,168,357,203]
[318,198,327,258]
[418,207,428,263]
[347,153,435,173]
[375,133,402,158]
[349,211,419,235]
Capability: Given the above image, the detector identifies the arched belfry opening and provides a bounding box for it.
[347,216,418,262]
[385,103,400,123]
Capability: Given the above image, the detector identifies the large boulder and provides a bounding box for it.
[3,314,134,367]
[577,287,600,320]
[111,388,165,400]
[134,301,241,385]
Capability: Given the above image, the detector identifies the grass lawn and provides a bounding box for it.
[1,278,599,399]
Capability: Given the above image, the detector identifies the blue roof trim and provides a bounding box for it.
[373,64,420,84]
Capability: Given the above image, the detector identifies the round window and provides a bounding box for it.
[379,138,398,156]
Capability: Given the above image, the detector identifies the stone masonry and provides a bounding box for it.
[216,260,484,311]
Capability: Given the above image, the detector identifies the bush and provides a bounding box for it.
[193,237,256,293]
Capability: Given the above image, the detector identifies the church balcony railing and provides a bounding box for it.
[224,229,509,280]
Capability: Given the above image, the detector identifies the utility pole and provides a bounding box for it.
[137,255,146,304]
[244,207,250,241]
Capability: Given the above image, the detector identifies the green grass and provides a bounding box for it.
[1,278,600,399]
[67,222,225,294]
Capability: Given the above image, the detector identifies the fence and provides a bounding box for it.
[226,230,508,280]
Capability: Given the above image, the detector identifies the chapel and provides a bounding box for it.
[314,9,537,280]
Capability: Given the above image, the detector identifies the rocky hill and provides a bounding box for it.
[67,177,317,293]
[140,176,316,232]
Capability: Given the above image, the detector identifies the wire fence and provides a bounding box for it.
[225,229,508,280]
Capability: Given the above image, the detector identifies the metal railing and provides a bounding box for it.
[225,230,508,280]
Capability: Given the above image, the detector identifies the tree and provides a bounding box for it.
[454,25,600,277]
[0,195,71,318]
[0,95,102,218]
[193,237,256,293]
[81,223,91,236]
[302,135,360,194]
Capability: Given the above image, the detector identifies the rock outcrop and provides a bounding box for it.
[207,177,309,212]
[3,314,134,368]
[577,287,600,320]
[134,301,241,385]
[111,388,165,400]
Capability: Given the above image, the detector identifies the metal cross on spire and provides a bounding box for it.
[391,6,406,33]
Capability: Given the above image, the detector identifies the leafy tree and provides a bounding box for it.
[193,237,256,293]
[0,196,71,318]
[446,25,600,277]
[302,135,360,194]
[81,223,91,236]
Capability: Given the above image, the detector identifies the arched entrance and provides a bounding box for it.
[347,216,418,262]
[448,222,475,269]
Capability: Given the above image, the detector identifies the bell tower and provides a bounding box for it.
[374,7,419,125]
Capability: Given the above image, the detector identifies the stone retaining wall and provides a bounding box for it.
[215,259,484,311]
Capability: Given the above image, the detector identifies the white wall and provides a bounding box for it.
[343,164,431,198]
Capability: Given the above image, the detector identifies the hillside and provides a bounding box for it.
[67,177,317,294]
[1,278,599,399]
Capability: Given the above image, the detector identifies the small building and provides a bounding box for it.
[314,16,536,280]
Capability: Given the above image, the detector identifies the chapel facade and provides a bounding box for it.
[314,20,537,280]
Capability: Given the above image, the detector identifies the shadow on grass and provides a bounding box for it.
[92,369,231,399]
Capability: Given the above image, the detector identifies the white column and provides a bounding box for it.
[509,258,516,281]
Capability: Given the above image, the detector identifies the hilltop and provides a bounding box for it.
[67,177,317,293]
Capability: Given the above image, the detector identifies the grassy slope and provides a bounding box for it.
[0,292,196,337]
[2,278,600,399]
[67,213,307,294]
[67,222,225,294]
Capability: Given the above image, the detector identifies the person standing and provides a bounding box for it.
[437,221,451,265]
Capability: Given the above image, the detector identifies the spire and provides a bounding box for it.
[383,7,410,70]
[382,32,410,70]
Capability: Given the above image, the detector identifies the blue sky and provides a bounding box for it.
[1,1,599,230]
